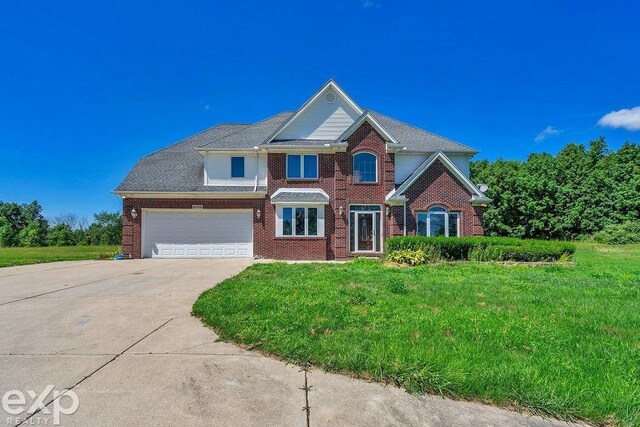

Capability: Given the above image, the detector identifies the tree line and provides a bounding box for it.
[470,138,640,240]
[0,201,121,247]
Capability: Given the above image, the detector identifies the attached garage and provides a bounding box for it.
[142,209,253,258]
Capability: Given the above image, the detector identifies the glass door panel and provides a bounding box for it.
[358,212,374,251]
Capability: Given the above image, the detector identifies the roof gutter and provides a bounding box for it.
[262,143,348,153]
[471,195,493,206]
[197,143,349,154]
[112,190,267,199]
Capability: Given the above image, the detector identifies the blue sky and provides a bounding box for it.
[1,1,639,218]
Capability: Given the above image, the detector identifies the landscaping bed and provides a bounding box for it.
[193,243,640,426]
[386,236,576,265]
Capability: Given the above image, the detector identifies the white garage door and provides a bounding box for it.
[142,209,253,258]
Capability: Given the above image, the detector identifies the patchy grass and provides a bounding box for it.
[193,243,640,426]
[0,246,120,267]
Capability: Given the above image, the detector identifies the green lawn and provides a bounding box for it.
[0,245,120,267]
[193,243,640,426]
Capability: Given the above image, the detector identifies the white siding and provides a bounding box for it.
[395,153,470,183]
[448,154,470,177]
[395,154,430,184]
[204,153,267,186]
[277,88,361,140]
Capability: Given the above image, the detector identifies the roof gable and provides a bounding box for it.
[391,151,490,202]
[266,80,363,142]
[335,111,400,145]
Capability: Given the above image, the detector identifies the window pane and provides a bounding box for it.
[287,155,301,178]
[353,153,377,182]
[349,205,381,212]
[349,212,355,251]
[448,213,459,237]
[303,155,318,179]
[429,214,446,236]
[429,206,446,212]
[231,157,244,178]
[283,208,292,235]
[308,208,317,236]
[295,207,305,236]
[417,213,428,236]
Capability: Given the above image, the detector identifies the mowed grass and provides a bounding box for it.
[193,243,640,426]
[0,245,120,267]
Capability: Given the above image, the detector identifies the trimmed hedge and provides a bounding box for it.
[385,236,575,263]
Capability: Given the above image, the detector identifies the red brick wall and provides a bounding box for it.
[404,159,485,236]
[334,121,394,259]
[121,198,267,259]
[266,153,334,260]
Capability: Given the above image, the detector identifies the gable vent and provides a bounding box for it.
[325,92,337,103]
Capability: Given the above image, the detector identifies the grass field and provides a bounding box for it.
[0,245,120,267]
[193,243,640,426]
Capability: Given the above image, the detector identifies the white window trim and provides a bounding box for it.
[278,205,324,237]
[286,154,319,180]
[416,208,460,237]
[352,151,378,184]
[230,156,245,179]
[348,204,383,253]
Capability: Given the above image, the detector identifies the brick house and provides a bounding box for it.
[115,80,491,260]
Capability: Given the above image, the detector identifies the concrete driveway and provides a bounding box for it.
[0,260,574,426]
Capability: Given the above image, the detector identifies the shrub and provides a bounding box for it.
[386,248,432,266]
[469,245,504,261]
[386,236,575,265]
[593,221,640,245]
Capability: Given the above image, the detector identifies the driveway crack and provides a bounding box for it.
[300,363,312,427]
[17,317,174,426]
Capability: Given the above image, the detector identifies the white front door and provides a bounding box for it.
[142,209,253,258]
[349,205,382,253]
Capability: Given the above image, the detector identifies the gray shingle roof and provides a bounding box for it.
[370,111,478,153]
[198,112,293,150]
[115,124,259,193]
[270,190,329,204]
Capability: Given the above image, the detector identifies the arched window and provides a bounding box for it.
[416,206,459,237]
[353,152,377,183]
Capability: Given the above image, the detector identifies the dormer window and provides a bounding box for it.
[231,156,245,178]
[287,154,318,180]
[353,152,377,183]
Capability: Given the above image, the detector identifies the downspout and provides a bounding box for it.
[403,202,407,236]
[253,147,259,192]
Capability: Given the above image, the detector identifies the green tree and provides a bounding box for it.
[84,211,122,246]
[0,201,48,246]
[18,221,47,247]
[471,138,640,239]
[47,224,76,246]
[0,216,15,247]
